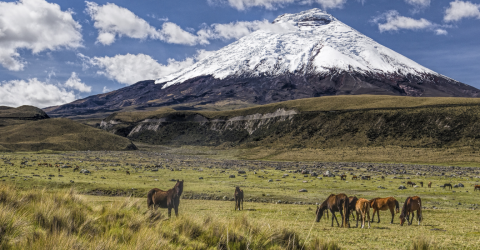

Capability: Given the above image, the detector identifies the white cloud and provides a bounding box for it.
[435,29,448,35]
[0,0,82,71]
[85,2,205,45]
[89,53,197,85]
[198,20,296,41]
[65,72,92,93]
[405,0,430,8]
[207,0,346,10]
[375,10,434,32]
[444,0,480,22]
[0,78,76,108]
[102,86,112,93]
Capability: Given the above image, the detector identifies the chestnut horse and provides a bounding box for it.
[234,187,244,210]
[474,185,480,191]
[369,197,399,224]
[147,180,184,217]
[399,196,422,226]
[315,194,350,228]
[355,198,371,229]
[428,182,432,188]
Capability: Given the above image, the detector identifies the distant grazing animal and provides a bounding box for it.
[73,166,79,172]
[348,196,358,220]
[355,198,371,229]
[340,174,346,180]
[474,185,480,191]
[419,182,423,187]
[381,176,385,180]
[369,197,400,224]
[399,196,422,226]
[361,176,371,180]
[234,187,244,211]
[407,182,416,187]
[428,182,432,188]
[352,176,357,180]
[58,168,60,173]
[147,180,184,217]
[126,171,130,175]
[315,193,350,228]
[443,183,452,190]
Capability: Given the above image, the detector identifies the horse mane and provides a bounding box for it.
[174,180,184,198]
[400,197,411,219]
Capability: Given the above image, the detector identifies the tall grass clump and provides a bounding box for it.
[410,237,436,250]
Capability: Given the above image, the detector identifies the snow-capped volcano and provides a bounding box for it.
[156,8,439,89]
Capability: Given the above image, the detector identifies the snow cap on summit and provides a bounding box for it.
[273,8,335,25]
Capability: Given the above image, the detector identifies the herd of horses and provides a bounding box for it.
[147,181,423,228]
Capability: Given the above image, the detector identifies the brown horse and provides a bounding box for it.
[352,176,358,180]
[419,181,423,187]
[399,196,422,226]
[474,185,480,191]
[340,174,347,180]
[234,187,244,211]
[315,194,350,228]
[348,196,358,220]
[355,198,371,229]
[444,183,452,190]
[147,180,184,217]
[428,182,432,188]
[126,171,130,175]
[369,197,400,224]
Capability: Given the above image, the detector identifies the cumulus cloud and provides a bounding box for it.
[444,0,480,22]
[89,53,197,85]
[375,10,433,32]
[85,2,205,45]
[0,0,82,71]
[0,78,77,108]
[64,72,92,93]
[435,29,448,35]
[405,0,430,9]
[198,20,296,41]
[207,0,346,10]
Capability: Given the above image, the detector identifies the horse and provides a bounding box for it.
[348,196,358,220]
[419,181,423,187]
[369,197,399,224]
[381,176,385,180]
[340,174,346,180]
[443,183,452,190]
[428,182,432,188]
[399,196,422,226]
[355,198,371,229]
[73,166,79,172]
[147,180,184,217]
[315,194,350,228]
[352,176,358,180]
[361,176,371,180]
[474,185,480,191]
[234,187,244,211]
[126,171,130,175]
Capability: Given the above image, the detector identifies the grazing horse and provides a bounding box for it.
[348,196,358,220]
[474,185,480,191]
[147,180,184,217]
[340,174,347,180]
[444,183,452,190]
[419,182,423,187]
[369,197,400,224]
[428,182,432,188]
[355,198,371,229]
[399,196,422,226]
[73,166,79,172]
[126,171,130,175]
[234,187,244,211]
[352,176,358,180]
[381,176,385,180]
[315,194,350,228]
[361,176,371,180]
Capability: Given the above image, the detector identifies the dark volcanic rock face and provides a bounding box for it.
[44,70,479,117]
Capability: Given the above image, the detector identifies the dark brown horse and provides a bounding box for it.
[419,181,423,187]
[348,196,358,220]
[474,185,480,191]
[369,197,400,224]
[315,194,350,228]
[126,171,130,175]
[234,187,244,211]
[444,183,452,190]
[352,176,358,180]
[147,180,184,217]
[340,174,346,180]
[399,196,422,226]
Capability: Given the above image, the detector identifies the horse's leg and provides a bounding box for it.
[168,207,172,218]
[241,199,243,210]
[175,205,179,217]
[389,206,395,224]
[377,208,381,223]
[332,211,340,227]
[366,209,371,229]
[370,208,376,223]
[356,211,359,228]
[339,207,345,227]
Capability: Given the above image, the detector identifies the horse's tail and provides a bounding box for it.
[418,198,423,222]
[395,199,400,213]
[147,189,156,209]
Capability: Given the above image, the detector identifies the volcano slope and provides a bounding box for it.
[99,95,480,163]
[0,106,136,152]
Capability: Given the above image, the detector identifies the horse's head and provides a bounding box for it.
[315,206,325,222]
[175,180,184,197]
[399,214,406,226]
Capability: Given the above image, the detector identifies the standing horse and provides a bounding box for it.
[444,183,452,190]
[474,185,480,191]
[428,182,432,188]
[355,198,371,229]
[348,196,358,220]
[315,194,350,228]
[147,180,184,217]
[399,196,422,226]
[234,187,244,211]
[419,181,423,187]
[340,175,347,180]
[369,197,399,224]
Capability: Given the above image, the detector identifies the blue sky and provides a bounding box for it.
[0,0,479,107]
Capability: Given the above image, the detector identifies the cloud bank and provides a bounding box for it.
[374,10,448,35]
[207,0,346,10]
[444,0,480,22]
[0,0,83,71]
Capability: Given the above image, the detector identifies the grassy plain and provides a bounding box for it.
[1,148,480,249]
